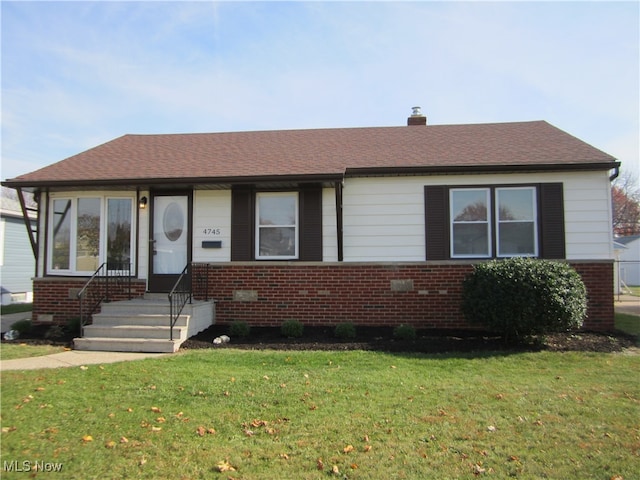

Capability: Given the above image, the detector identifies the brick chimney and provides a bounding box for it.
[407,106,427,126]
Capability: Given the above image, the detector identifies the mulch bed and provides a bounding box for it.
[3,324,637,354]
[181,325,638,354]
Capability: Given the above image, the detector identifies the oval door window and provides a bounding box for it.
[163,202,184,242]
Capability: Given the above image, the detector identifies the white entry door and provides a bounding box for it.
[149,194,190,291]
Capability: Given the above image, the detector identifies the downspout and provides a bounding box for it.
[334,180,344,262]
[609,165,620,182]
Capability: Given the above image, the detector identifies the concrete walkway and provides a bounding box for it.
[615,294,640,316]
[0,350,169,371]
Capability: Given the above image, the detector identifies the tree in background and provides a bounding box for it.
[612,170,640,237]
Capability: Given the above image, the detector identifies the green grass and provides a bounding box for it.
[0,303,32,315]
[0,343,67,360]
[1,349,638,479]
[616,312,640,340]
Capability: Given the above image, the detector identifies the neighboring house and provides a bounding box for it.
[0,187,36,305]
[1,109,620,331]
[616,235,640,287]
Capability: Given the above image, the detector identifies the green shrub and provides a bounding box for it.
[66,317,82,335]
[229,320,251,338]
[281,319,304,338]
[393,324,416,341]
[10,319,32,335]
[461,257,587,342]
[334,322,357,340]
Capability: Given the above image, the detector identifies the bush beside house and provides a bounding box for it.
[461,258,587,342]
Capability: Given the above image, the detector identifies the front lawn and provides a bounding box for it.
[1,349,638,479]
[0,343,67,360]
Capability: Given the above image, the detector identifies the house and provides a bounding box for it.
[0,187,36,305]
[2,109,620,337]
[616,235,640,287]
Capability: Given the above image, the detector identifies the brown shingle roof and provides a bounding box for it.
[4,120,618,187]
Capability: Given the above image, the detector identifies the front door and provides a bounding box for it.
[148,192,192,292]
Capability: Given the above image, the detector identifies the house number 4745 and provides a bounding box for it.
[202,228,221,235]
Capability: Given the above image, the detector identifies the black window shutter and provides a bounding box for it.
[231,187,254,261]
[425,185,449,260]
[539,183,566,259]
[299,185,323,261]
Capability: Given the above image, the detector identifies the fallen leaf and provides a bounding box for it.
[331,465,340,475]
[151,426,162,432]
[473,463,486,475]
[343,444,354,453]
[82,435,93,443]
[80,366,88,370]
[317,458,324,470]
[215,460,236,472]
[156,417,166,423]
[151,406,161,413]
[35,387,46,392]
[364,445,372,452]
[487,425,496,432]
[1,426,17,433]
[351,463,359,469]
[139,457,147,466]
[120,436,129,443]
[279,453,289,460]
[105,440,116,448]
[197,426,206,437]
[363,434,370,442]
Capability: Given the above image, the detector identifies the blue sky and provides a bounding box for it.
[2,1,638,181]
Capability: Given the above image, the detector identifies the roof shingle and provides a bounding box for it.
[4,120,618,187]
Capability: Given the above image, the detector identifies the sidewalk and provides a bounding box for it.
[615,294,640,316]
[0,350,170,371]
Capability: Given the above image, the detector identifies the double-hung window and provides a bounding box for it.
[495,187,537,256]
[49,195,134,274]
[449,186,538,258]
[255,192,299,259]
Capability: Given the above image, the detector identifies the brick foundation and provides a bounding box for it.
[192,261,615,331]
[32,277,146,325]
[29,261,614,331]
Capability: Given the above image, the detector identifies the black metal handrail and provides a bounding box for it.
[77,262,132,336]
[168,264,192,341]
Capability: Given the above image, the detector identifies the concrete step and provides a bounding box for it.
[74,337,182,353]
[92,313,189,327]
[100,299,172,316]
[83,324,188,340]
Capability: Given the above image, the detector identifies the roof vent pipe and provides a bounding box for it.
[407,106,427,126]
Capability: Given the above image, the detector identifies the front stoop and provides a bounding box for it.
[74,295,215,353]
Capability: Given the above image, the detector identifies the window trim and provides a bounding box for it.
[254,191,299,260]
[47,194,136,275]
[428,183,559,261]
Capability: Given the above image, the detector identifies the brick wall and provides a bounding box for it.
[32,277,146,325]
[193,261,615,331]
[30,261,614,330]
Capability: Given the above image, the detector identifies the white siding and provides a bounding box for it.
[322,188,338,261]
[341,171,614,261]
[192,190,231,263]
[562,171,614,260]
[137,191,150,280]
[342,178,425,261]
